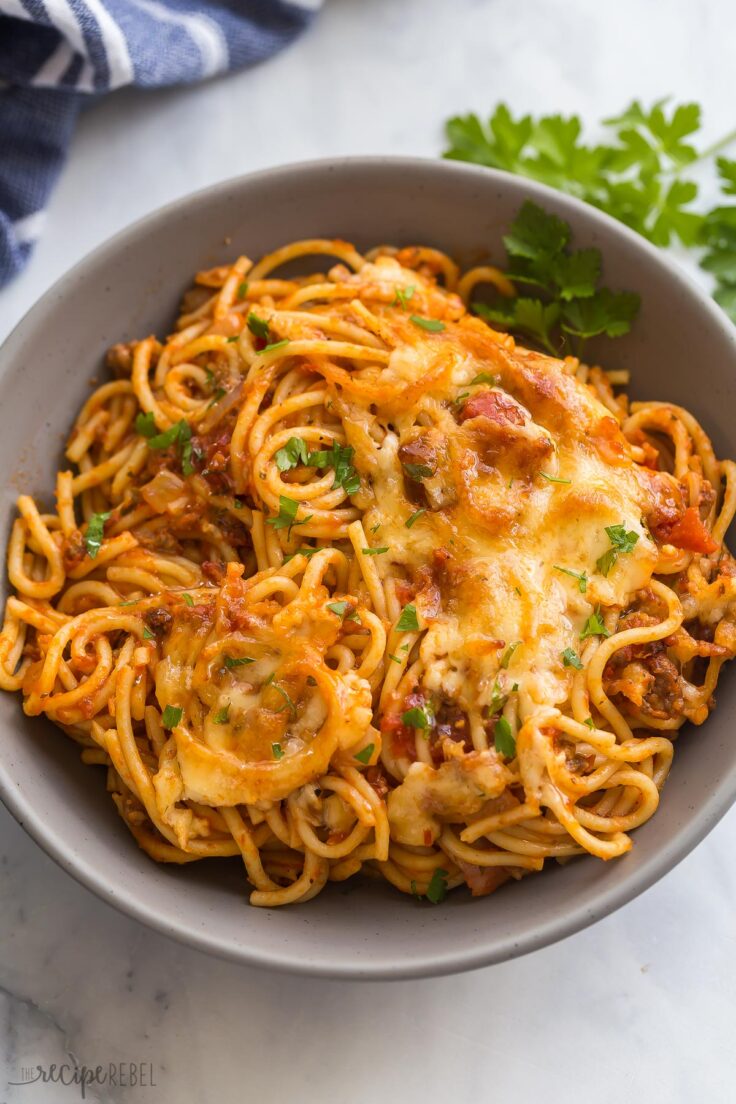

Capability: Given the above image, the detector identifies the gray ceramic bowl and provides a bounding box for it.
[1,158,735,980]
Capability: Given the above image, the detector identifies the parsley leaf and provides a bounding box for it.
[224,655,254,667]
[161,705,182,728]
[562,647,583,670]
[267,679,297,718]
[263,339,290,354]
[362,546,388,556]
[393,285,415,309]
[275,436,308,472]
[596,523,640,576]
[580,607,611,640]
[539,471,571,485]
[409,315,445,333]
[354,743,375,764]
[396,603,419,632]
[84,511,110,559]
[135,411,157,438]
[272,742,284,760]
[327,600,359,621]
[402,705,433,730]
[266,496,312,535]
[182,593,194,607]
[494,716,516,758]
[405,508,426,528]
[443,101,736,323]
[425,868,449,904]
[402,462,435,482]
[145,419,195,476]
[553,565,588,593]
[500,641,521,668]
[247,312,270,340]
[306,441,360,496]
[470,372,498,385]
[213,704,230,724]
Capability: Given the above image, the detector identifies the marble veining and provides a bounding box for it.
[1,0,735,1099]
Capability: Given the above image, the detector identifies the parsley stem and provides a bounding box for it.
[690,126,736,168]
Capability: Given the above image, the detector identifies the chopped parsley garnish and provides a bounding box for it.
[470,372,497,385]
[362,546,388,556]
[494,716,516,758]
[387,653,402,664]
[596,523,640,576]
[161,705,183,728]
[84,511,110,559]
[327,600,359,621]
[213,704,230,724]
[402,705,433,730]
[263,339,290,354]
[182,593,194,607]
[306,441,360,496]
[226,336,239,344]
[540,471,571,485]
[145,419,195,476]
[207,387,226,407]
[275,436,308,472]
[500,641,521,668]
[224,655,254,668]
[410,315,446,333]
[271,681,297,718]
[247,312,270,340]
[135,411,157,438]
[266,495,312,535]
[237,281,249,299]
[271,742,284,760]
[283,546,319,563]
[453,392,470,405]
[396,603,419,632]
[554,565,588,593]
[425,868,449,904]
[583,717,596,729]
[580,607,611,640]
[405,508,427,528]
[562,647,583,670]
[403,462,434,482]
[393,285,415,309]
[142,627,155,640]
[354,743,375,764]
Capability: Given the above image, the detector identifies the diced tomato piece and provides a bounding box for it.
[459,390,525,426]
[660,506,718,554]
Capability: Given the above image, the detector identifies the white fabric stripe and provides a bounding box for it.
[131,0,228,77]
[31,0,93,66]
[78,0,134,88]
[285,0,323,10]
[12,211,47,243]
[76,57,95,90]
[31,39,77,86]
[2,0,33,19]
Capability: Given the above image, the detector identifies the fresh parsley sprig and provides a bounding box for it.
[471,200,640,357]
[443,100,736,321]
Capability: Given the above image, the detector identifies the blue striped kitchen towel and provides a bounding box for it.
[0,0,322,288]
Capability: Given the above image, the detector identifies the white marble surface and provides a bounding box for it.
[2,0,736,1100]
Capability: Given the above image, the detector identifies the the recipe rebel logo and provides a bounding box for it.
[8,1061,158,1099]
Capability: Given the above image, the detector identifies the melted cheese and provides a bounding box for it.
[354,324,658,725]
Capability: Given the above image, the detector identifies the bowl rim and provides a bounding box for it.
[2,154,736,980]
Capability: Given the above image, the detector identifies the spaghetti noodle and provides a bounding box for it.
[2,238,736,907]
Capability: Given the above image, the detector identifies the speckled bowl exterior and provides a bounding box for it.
[1,158,735,979]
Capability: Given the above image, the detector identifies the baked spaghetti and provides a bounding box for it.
[2,238,735,907]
